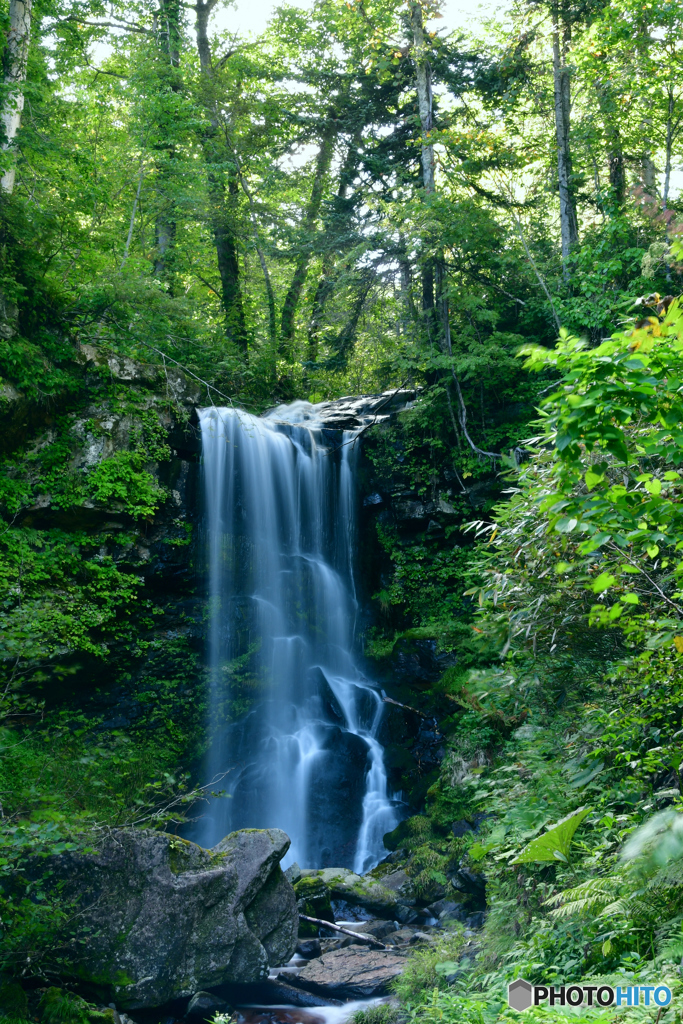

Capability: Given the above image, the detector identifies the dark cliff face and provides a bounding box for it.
[0,346,207,771]
[352,416,500,815]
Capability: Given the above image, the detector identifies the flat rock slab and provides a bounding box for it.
[286,947,405,999]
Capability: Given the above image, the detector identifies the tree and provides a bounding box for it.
[1,0,33,193]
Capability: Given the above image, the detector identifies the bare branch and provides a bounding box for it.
[298,915,388,949]
[58,16,153,35]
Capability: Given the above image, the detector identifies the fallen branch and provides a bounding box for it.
[298,914,387,949]
[382,694,428,718]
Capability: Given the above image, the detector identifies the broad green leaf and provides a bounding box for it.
[512,808,591,864]
[434,962,460,976]
[585,470,604,490]
[590,572,616,594]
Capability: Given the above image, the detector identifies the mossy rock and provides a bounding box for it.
[293,875,329,900]
[0,979,28,1020]
[383,814,434,851]
[294,875,334,936]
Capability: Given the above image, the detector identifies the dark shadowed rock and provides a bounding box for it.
[220,978,341,1007]
[187,991,229,1018]
[286,946,405,999]
[451,820,474,838]
[43,828,297,1010]
[296,939,322,958]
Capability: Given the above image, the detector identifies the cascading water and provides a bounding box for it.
[195,402,399,871]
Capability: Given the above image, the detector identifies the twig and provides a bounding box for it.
[511,213,561,332]
[382,694,428,717]
[608,542,683,617]
[58,16,152,35]
[441,293,500,460]
[195,272,223,301]
[298,914,387,949]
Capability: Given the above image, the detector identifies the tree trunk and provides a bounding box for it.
[228,137,277,345]
[279,119,336,355]
[641,153,658,196]
[1,0,33,194]
[153,0,182,282]
[552,7,579,268]
[410,2,435,195]
[306,134,361,362]
[595,80,625,206]
[663,86,674,211]
[331,270,374,366]
[194,0,248,353]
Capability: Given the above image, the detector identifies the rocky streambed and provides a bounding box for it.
[34,827,483,1024]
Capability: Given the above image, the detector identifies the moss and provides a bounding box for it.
[168,836,195,874]
[39,989,90,1024]
[293,876,329,899]
[0,979,28,1020]
[294,876,334,936]
[425,777,472,830]
[383,814,432,852]
[87,1012,116,1024]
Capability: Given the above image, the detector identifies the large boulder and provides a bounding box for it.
[44,828,297,1010]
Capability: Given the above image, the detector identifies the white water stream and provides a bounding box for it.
[196,403,398,871]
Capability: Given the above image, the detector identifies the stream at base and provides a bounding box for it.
[193,402,400,870]
[234,997,391,1024]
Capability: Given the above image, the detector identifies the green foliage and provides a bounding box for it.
[352,1005,400,1024]
[0,978,29,1021]
[512,807,591,865]
[39,989,90,1024]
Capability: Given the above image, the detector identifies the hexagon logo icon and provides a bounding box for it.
[508,979,533,1011]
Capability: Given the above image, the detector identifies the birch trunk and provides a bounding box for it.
[410,2,435,194]
[552,8,579,268]
[1,0,33,194]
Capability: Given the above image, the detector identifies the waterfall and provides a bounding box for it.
[196,402,399,872]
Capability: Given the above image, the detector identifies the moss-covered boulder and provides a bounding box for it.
[39,828,298,1010]
[294,875,334,936]
[302,868,399,918]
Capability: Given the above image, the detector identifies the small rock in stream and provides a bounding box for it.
[296,938,322,958]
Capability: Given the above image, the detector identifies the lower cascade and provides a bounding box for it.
[195,402,399,871]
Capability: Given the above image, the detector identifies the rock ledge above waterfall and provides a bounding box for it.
[266,389,419,431]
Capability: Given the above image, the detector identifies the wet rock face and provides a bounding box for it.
[44,828,297,1010]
